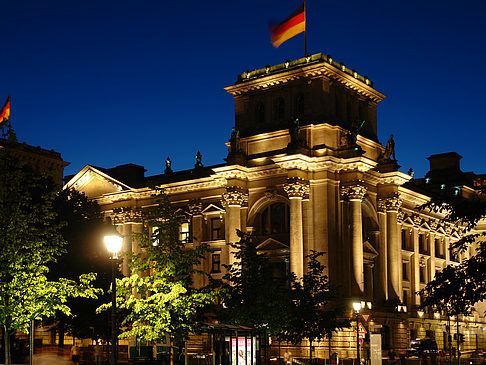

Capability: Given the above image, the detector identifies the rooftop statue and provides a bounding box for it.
[195,151,203,168]
[165,156,173,174]
[384,134,396,161]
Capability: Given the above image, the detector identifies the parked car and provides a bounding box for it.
[406,339,438,358]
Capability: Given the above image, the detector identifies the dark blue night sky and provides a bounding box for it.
[3,0,485,179]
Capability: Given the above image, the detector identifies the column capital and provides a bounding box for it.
[189,200,203,216]
[283,177,309,199]
[222,186,248,207]
[341,184,367,201]
[112,206,142,224]
[384,195,402,212]
[377,198,387,213]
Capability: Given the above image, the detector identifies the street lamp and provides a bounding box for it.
[104,233,123,365]
[353,302,362,365]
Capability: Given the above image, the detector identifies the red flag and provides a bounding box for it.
[0,95,10,124]
[269,4,305,48]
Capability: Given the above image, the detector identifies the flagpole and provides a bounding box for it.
[304,0,307,56]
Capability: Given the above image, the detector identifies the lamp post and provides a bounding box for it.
[353,302,362,365]
[104,234,123,365]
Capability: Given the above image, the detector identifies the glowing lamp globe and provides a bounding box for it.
[104,235,123,258]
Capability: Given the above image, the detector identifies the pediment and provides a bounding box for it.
[64,165,131,198]
[256,237,289,251]
[202,203,225,214]
[363,240,379,260]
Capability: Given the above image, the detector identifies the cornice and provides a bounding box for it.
[225,54,386,103]
[272,154,377,173]
[365,170,412,186]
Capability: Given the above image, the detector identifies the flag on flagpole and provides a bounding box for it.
[0,95,10,124]
[269,4,305,48]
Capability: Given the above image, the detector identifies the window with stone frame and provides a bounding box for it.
[402,262,409,281]
[179,221,192,243]
[211,252,221,273]
[419,233,428,254]
[401,229,412,250]
[210,217,223,241]
[419,265,427,283]
[435,237,445,258]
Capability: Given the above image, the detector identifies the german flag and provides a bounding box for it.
[269,4,305,48]
[0,95,10,124]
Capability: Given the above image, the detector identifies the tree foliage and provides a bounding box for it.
[49,187,111,343]
[278,251,350,347]
[419,192,486,312]
[0,143,99,364]
[220,231,290,336]
[101,191,219,347]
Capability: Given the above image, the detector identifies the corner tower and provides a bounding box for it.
[225,53,386,142]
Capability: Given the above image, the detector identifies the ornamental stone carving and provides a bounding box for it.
[222,186,248,207]
[412,214,422,226]
[283,177,310,199]
[377,199,387,213]
[341,184,367,201]
[429,219,439,232]
[112,206,142,224]
[385,195,402,212]
[188,200,203,216]
[397,210,405,223]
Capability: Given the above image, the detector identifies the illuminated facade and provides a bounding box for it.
[0,139,69,186]
[66,54,486,359]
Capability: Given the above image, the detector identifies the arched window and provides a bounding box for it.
[274,97,285,120]
[296,94,304,116]
[256,102,265,124]
[260,203,290,235]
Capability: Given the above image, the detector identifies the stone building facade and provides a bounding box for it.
[66,54,486,358]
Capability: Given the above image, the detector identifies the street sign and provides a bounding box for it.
[361,314,371,323]
[355,323,367,334]
[359,338,364,344]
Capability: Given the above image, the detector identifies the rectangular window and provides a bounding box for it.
[402,230,407,250]
[211,253,221,273]
[419,234,428,254]
[420,266,426,283]
[450,248,459,262]
[402,262,409,281]
[211,218,223,241]
[403,290,408,306]
[435,238,444,258]
[179,221,192,243]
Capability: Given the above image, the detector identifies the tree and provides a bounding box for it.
[100,191,219,365]
[419,192,486,310]
[279,251,350,361]
[0,143,99,365]
[220,231,291,337]
[48,188,111,345]
[419,192,486,362]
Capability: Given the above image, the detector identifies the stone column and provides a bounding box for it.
[429,232,436,281]
[376,199,388,301]
[343,184,367,297]
[222,187,247,266]
[189,200,204,288]
[385,195,402,302]
[283,177,309,280]
[113,207,142,277]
